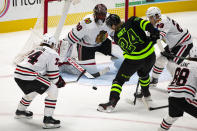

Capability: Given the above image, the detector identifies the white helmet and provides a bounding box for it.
[42,33,57,47]
[146,7,161,19]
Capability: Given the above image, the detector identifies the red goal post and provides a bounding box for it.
[43,0,131,34]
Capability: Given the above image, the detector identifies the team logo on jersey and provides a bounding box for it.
[0,0,10,18]
[84,18,92,24]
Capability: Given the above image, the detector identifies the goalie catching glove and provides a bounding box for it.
[95,30,108,44]
[56,75,66,88]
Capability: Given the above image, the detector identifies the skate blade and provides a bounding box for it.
[150,83,157,87]
[125,97,152,105]
[43,124,60,129]
[144,96,152,101]
[15,115,32,119]
[97,106,114,113]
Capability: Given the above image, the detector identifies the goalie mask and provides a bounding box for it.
[42,33,57,48]
[146,7,161,24]
[93,4,107,25]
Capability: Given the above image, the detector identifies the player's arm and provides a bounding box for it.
[130,16,160,43]
[47,53,65,88]
[156,18,171,39]
[66,20,86,44]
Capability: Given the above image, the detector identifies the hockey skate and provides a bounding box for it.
[43,116,61,129]
[149,77,158,87]
[15,109,33,119]
[134,89,152,101]
[97,99,118,113]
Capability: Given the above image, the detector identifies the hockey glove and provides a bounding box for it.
[56,75,66,88]
[150,29,160,44]
[161,51,174,60]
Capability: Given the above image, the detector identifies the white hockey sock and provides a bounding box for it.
[152,55,168,79]
[44,84,58,116]
[17,92,37,111]
[159,115,179,130]
[44,99,57,117]
[152,65,164,79]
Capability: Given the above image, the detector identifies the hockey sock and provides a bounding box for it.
[159,115,178,130]
[152,65,164,79]
[18,97,32,111]
[17,92,37,111]
[44,99,57,116]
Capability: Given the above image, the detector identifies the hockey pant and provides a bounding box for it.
[109,53,156,101]
[59,38,124,75]
[159,97,197,130]
[152,44,193,79]
[16,79,59,117]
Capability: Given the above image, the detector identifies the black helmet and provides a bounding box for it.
[106,14,121,28]
[93,4,107,23]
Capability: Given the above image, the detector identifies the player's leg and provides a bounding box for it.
[136,53,156,100]
[158,97,183,131]
[14,78,39,119]
[150,46,169,87]
[183,98,197,118]
[15,92,37,119]
[97,59,139,112]
[76,44,99,74]
[58,40,82,74]
[43,83,60,129]
[97,38,124,70]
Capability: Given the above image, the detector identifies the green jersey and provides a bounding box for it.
[114,16,157,60]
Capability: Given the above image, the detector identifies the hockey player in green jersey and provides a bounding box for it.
[97,14,160,112]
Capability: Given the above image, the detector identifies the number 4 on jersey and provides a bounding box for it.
[28,51,42,65]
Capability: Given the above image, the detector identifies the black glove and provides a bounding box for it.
[56,75,66,88]
[161,51,174,60]
[150,29,160,44]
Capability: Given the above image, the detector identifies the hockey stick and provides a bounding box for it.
[133,80,140,105]
[67,57,110,79]
[157,40,197,62]
[66,69,86,84]
[141,97,168,111]
[149,105,168,111]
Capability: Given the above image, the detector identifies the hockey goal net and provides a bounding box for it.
[13,0,130,65]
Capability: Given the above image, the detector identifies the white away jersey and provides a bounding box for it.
[66,13,114,47]
[168,60,197,99]
[156,15,192,49]
[14,46,60,84]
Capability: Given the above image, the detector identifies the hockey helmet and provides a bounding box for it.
[146,7,161,20]
[93,4,107,24]
[42,33,57,47]
[106,14,121,28]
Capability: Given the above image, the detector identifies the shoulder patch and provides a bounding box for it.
[84,18,92,24]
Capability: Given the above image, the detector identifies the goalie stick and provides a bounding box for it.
[67,57,110,79]
[66,69,86,84]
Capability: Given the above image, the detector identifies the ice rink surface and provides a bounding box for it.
[0,11,197,131]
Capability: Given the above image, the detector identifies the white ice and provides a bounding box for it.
[0,11,197,131]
